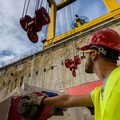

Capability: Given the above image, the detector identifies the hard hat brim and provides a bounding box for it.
[80,44,89,51]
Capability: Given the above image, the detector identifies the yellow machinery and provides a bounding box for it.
[44,0,120,47]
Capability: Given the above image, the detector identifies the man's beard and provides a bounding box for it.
[85,57,94,74]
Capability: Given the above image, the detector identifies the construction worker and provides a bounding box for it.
[26,29,120,120]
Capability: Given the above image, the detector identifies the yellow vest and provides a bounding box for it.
[91,67,120,120]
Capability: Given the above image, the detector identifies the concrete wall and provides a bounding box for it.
[0,21,120,101]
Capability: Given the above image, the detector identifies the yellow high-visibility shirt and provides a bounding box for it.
[91,67,120,120]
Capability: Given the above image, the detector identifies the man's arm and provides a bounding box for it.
[43,94,93,108]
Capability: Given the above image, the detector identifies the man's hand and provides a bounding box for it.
[24,94,46,106]
[17,93,51,120]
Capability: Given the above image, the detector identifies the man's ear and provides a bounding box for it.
[91,50,98,61]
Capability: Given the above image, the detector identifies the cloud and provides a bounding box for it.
[0,0,108,67]
[0,0,44,65]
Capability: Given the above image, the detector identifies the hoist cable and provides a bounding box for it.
[68,5,73,28]
[66,0,73,31]
[34,0,40,16]
[25,0,30,16]
[65,8,68,32]
[62,8,66,33]
[35,0,39,11]
[39,0,43,8]
[43,2,50,39]
[64,8,68,32]
[58,14,62,35]
[45,0,47,9]
[47,2,50,14]
[67,6,71,31]
[46,1,49,14]
[71,1,75,21]
[22,0,27,17]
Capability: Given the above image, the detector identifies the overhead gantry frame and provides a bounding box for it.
[46,0,76,41]
[44,0,120,48]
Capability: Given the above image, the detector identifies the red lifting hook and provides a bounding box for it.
[64,56,81,77]
[20,7,50,43]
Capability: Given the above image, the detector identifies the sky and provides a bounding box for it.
[0,0,120,67]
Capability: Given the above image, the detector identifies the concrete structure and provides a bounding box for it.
[0,0,120,119]
[0,19,120,101]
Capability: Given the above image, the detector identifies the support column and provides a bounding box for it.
[47,4,57,40]
[103,0,120,12]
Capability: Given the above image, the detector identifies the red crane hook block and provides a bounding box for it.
[20,7,50,43]
[64,55,81,77]
[27,29,38,43]
[69,61,77,77]
[35,7,50,27]
[20,15,32,32]
[26,7,50,33]
[64,59,71,68]
[72,69,76,77]
[69,61,77,71]
[74,56,81,65]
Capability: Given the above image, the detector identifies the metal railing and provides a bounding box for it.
[0,45,43,68]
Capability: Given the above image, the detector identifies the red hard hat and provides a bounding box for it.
[81,29,120,52]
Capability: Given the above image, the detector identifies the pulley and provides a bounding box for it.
[27,29,39,43]
[35,7,50,27]
[20,0,50,43]
[74,55,81,65]
[20,15,32,32]
[64,59,71,68]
